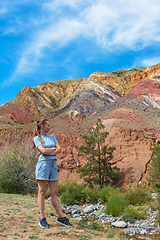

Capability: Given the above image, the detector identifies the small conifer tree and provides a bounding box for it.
[147,143,160,223]
[76,119,120,188]
[147,143,160,192]
[49,95,57,107]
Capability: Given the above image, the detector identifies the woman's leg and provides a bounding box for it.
[37,180,48,219]
[48,180,65,218]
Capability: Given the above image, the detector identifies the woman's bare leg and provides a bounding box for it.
[48,180,65,218]
[37,180,47,219]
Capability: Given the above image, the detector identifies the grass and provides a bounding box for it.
[56,78,84,87]
[0,178,156,239]
[0,193,125,240]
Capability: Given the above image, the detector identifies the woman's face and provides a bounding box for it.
[41,121,50,134]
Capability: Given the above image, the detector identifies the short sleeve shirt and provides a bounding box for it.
[33,135,58,161]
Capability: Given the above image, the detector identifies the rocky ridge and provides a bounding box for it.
[0,64,160,187]
[0,63,160,124]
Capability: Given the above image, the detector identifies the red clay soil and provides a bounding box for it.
[6,106,30,124]
[103,108,145,130]
[125,79,160,97]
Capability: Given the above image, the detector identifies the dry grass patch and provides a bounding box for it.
[0,193,125,240]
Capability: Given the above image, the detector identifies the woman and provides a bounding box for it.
[33,119,72,228]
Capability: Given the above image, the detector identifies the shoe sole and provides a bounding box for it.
[38,222,49,228]
[56,220,72,227]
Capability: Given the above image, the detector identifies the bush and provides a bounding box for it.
[0,145,38,194]
[58,178,84,205]
[157,215,160,225]
[105,194,126,216]
[82,184,100,203]
[100,185,120,204]
[121,213,135,223]
[58,179,151,208]
[124,206,146,220]
[157,194,160,211]
[58,179,100,205]
[49,95,58,107]
[124,186,151,206]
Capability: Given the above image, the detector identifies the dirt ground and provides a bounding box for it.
[0,193,127,240]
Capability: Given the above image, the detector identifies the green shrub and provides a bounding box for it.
[0,184,4,193]
[157,194,160,211]
[49,95,56,106]
[58,178,84,205]
[0,145,38,194]
[157,216,160,225]
[124,186,151,206]
[105,194,126,216]
[58,180,101,205]
[100,185,119,204]
[124,206,146,220]
[81,184,100,203]
[58,179,151,208]
[121,213,135,223]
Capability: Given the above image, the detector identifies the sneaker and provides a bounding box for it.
[39,217,49,228]
[56,217,73,227]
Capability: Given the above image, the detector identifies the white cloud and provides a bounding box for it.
[1,27,17,35]
[2,17,84,86]
[41,0,160,50]
[43,0,85,10]
[0,0,32,15]
[0,7,7,15]
[82,0,160,49]
[141,57,160,67]
[2,0,160,86]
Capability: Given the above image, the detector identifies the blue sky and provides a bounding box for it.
[1,0,160,105]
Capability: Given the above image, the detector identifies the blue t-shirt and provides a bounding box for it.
[33,135,58,161]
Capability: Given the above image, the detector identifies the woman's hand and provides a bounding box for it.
[38,143,61,156]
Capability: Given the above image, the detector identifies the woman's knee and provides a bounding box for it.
[38,187,46,196]
[50,188,58,197]
[38,180,47,196]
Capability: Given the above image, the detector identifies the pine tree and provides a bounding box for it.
[147,143,160,192]
[76,119,120,188]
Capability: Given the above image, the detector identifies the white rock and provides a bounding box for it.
[99,213,106,218]
[84,205,94,213]
[140,229,148,234]
[139,222,149,228]
[111,221,127,228]
[76,216,83,221]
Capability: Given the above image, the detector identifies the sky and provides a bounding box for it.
[1,0,160,105]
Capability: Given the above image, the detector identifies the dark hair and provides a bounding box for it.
[32,119,48,149]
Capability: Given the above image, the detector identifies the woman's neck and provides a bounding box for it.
[40,131,47,136]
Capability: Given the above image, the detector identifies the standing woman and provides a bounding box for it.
[33,119,72,228]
